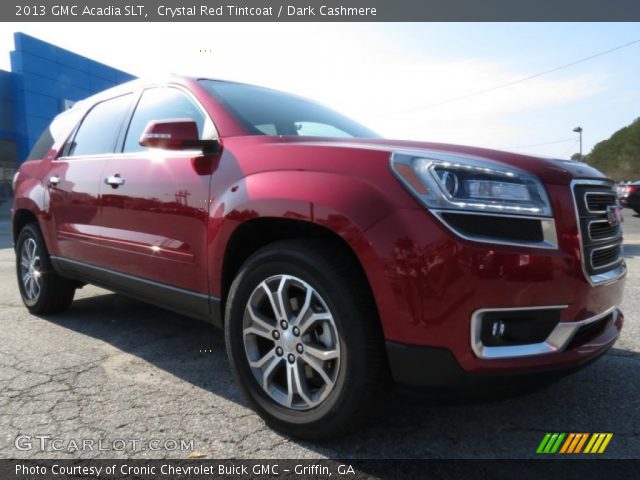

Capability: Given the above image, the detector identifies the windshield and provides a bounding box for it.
[200,80,380,139]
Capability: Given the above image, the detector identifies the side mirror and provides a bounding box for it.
[139,119,219,153]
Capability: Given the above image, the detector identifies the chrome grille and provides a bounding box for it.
[588,219,619,242]
[591,244,623,270]
[584,192,617,213]
[573,182,623,278]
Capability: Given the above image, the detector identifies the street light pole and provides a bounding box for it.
[573,126,583,160]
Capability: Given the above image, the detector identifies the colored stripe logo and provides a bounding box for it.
[537,433,613,454]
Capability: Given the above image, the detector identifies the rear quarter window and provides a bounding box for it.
[27,108,83,161]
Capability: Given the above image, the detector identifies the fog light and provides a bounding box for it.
[491,320,506,339]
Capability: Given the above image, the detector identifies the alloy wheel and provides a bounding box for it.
[20,237,42,304]
[242,274,341,410]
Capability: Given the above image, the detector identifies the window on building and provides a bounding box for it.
[67,94,132,157]
[123,88,207,153]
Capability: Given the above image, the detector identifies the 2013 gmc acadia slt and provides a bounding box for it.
[12,77,626,439]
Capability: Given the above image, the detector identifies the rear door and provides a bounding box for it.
[97,86,217,295]
[48,94,133,264]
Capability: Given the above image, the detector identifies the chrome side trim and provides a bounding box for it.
[471,305,617,360]
[570,179,626,286]
[431,210,559,250]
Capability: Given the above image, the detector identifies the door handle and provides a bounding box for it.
[105,175,125,188]
[48,175,60,187]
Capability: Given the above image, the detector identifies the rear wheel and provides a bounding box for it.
[16,223,76,314]
[225,239,388,439]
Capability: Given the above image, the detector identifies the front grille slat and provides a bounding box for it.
[573,183,623,276]
[584,193,617,213]
[588,220,621,242]
[591,244,622,270]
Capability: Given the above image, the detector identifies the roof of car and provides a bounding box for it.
[68,75,265,114]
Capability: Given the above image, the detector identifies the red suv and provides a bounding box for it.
[12,77,626,439]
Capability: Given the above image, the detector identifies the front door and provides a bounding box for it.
[97,86,217,297]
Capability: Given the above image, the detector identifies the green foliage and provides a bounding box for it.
[584,118,640,181]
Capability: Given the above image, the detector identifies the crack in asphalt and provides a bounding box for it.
[1,224,640,459]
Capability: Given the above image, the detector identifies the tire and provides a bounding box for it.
[15,222,76,314]
[224,239,389,439]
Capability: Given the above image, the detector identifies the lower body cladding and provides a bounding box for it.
[362,208,626,389]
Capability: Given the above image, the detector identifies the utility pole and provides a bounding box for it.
[573,126,583,160]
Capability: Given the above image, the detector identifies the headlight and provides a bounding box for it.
[12,171,19,192]
[390,152,552,217]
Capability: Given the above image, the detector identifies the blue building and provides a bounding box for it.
[0,32,134,197]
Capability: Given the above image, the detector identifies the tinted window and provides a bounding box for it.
[28,128,54,161]
[28,108,83,160]
[123,88,206,153]
[68,95,132,157]
[199,80,379,138]
[294,121,351,137]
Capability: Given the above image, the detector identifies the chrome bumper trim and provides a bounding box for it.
[471,305,617,360]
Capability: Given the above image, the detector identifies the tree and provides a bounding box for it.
[586,118,640,180]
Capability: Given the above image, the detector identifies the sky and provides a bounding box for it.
[1,22,639,158]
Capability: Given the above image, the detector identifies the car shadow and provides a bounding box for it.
[39,292,640,458]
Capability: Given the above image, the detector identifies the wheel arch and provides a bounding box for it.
[210,184,392,334]
[210,168,395,299]
[12,209,39,245]
[12,170,51,251]
[216,213,384,323]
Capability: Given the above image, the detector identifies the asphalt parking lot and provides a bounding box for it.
[0,204,639,460]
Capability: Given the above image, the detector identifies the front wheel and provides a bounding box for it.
[16,223,76,314]
[225,239,388,439]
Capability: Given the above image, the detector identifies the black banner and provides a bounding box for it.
[2,459,640,480]
[4,0,640,22]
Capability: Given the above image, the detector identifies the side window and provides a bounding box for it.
[28,109,83,161]
[67,94,132,157]
[123,88,206,153]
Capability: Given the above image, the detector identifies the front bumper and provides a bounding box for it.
[362,200,625,380]
[385,308,622,389]
[385,326,618,391]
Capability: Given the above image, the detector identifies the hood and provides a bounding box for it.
[280,137,609,185]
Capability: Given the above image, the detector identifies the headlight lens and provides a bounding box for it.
[391,152,552,217]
